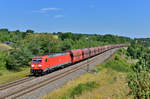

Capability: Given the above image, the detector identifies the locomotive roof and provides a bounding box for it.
[32,52,68,58]
[32,55,47,59]
[48,52,68,57]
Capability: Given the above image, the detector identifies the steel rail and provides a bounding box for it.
[0,77,35,90]
[1,47,122,99]
[1,52,100,99]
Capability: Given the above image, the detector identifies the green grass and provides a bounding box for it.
[43,49,134,99]
[70,82,98,98]
[61,81,99,99]
[98,53,132,73]
[0,67,30,85]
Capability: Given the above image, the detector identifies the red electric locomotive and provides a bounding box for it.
[30,52,72,75]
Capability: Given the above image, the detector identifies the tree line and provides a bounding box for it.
[0,28,131,71]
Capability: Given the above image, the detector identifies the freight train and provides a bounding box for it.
[30,44,128,75]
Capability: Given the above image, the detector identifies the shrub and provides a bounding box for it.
[0,51,7,70]
[128,71,150,98]
[115,56,119,60]
[98,54,131,72]
[128,59,150,98]
[70,81,98,98]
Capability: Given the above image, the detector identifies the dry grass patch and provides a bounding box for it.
[43,52,133,99]
[43,68,132,99]
[76,71,132,99]
[0,43,12,51]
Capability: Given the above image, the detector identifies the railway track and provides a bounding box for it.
[0,77,35,91]
[0,48,119,99]
[0,51,101,99]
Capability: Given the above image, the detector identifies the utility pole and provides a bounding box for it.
[86,36,90,72]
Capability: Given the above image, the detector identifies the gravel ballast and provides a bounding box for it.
[18,48,119,99]
[0,48,119,99]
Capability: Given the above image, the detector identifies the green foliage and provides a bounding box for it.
[69,82,98,98]
[98,34,131,44]
[6,49,23,71]
[0,28,8,32]
[0,29,28,43]
[128,59,150,99]
[127,41,146,59]
[0,51,7,70]
[127,41,150,99]
[60,82,98,99]
[98,54,131,72]
[109,76,117,84]
[71,82,98,97]
[114,55,119,60]
[0,28,132,71]
[59,33,131,50]
[26,29,34,33]
[5,34,62,71]
[24,34,62,54]
[135,38,150,47]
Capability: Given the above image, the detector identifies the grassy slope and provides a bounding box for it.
[0,43,30,85]
[0,43,12,51]
[0,68,30,85]
[43,49,134,99]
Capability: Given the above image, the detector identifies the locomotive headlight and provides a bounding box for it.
[38,65,42,67]
[31,65,34,67]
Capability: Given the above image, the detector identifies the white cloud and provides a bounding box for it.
[54,15,64,18]
[33,8,61,13]
[40,8,60,11]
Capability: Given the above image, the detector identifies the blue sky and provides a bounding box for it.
[0,0,150,38]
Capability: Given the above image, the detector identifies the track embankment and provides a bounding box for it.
[0,48,120,99]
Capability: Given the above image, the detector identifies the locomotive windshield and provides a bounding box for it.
[32,58,42,63]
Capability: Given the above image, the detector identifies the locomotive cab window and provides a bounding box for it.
[32,58,42,63]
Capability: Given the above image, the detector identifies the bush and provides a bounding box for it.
[0,51,7,70]
[70,81,98,98]
[6,49,23,71]
[114,56,119,60]
[128,59,150,98]
[6,53,20,71]
[98,54,131,72]
[128,71,150,98]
